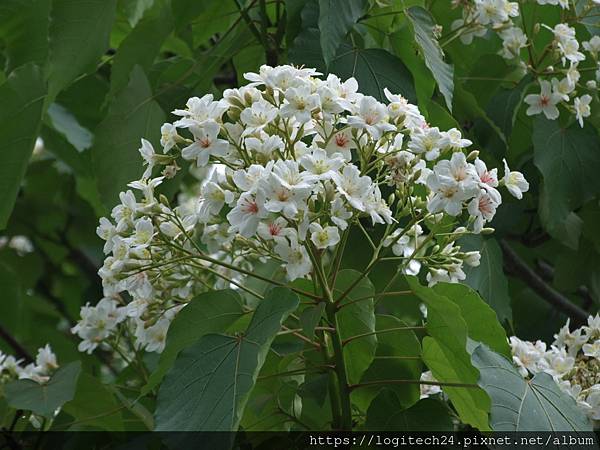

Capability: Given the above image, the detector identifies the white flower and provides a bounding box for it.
[172,94,228,127]
[524,80,561,120]
[583,314,600,341]
[347,96,395,140]
[280,83,320,123]
[133,218,154,247]
[583,36,600,58]
[510,336,548,376]
[330,197,353,230]
[274,235,312,280]
[408,127,446,161]
[309,223,340,249]
[160,123,178,152]
[545,346,575,376]
[499,26,527,59]
[468,189,499,232]
[502,159,529,199]
[551,77,575,102]
[35,344,58,373]
[582,340,600,358]
[299,148,345,180]
[181,121,229,167]
[573,95,592,128]
[323,128,356,161]
[331,164,372,211]
[240,100,278,135]
[227,191,268,237]
[198,181,234,221]
[135,315,172,353]
[553,319,588,355]
[72,298,127,354]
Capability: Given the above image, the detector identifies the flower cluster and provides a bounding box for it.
[0,345,59,385]
[452,0,599,127]
[510,314,600,420]
[74,65,526,354]
[0,235,34,256]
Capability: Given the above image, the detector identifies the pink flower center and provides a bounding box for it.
[243,199,259,214]
[540,95,550,107]
[335,133,348,147]
[269,223,282,236]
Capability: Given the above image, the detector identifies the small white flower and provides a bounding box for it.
[502,159,529,199]
[573,95,592,128]
[524,80,561,120]
[309,222,340,249]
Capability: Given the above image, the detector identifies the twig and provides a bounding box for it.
[500,240,588,325]
[0,324,33,363]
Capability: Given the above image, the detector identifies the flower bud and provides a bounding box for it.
[466,150,479,161]
[586,80,597,90]
[481,227,495,234]
[533,23,540,34]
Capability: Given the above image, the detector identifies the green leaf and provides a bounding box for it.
[300,302,325,339]
[533,117,600,245]
[366,390,453,431]
[471,343,592,431]
[46,103,93,152]
[330,45,417,103]
[422,337,490,431]
[109,0,174,99]
[119,0,155,28]
[485,76,531,140]
[334,270,377,385]
[406,7,453,111]
[0,0,50,73]
[459,235,512,325]
[154,287,299,432]
[289,1,416,103]
[5,361,81,418]
[352,315,422,412]
[432,282,510,357]
[0,63,46,230]
[408,277,502,430]
[92,66,165,207]
[318,0,367,66]
[142,289,245,395]
[47,0,117,101]
[62,372,123,431]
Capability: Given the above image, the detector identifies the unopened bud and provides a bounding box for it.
[481,227,495,235]
[466,150,479,161]
[533,23,540,34]
[159,194,170,207]
[586,80,597,89]
[387,193,395,205]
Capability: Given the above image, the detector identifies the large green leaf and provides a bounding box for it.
[422,337,490,431]
[332,45,417,104]
[5,361,81,418]
[142,289,245,394]
[431,284,509,358]
[289,0,416,103]
[533,117,600,243]
[62,372,123,431]
[334,270,377,385]
[318,0,367,66]
[0,64,46,229]
[109,0,174,99]
[92,65,165,207]
[0,0,50,73]
[352,315,422,412]
[406,6,453,110]
[460,236,512,324]
[154,287,299,431]
[47,0,117,100]
[365,390,453,431]
[471,343,592,431]
[485,76,531,141]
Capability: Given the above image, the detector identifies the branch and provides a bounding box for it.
[535,259,596,310]
[0,323,33,363]
[500,240,589,325]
